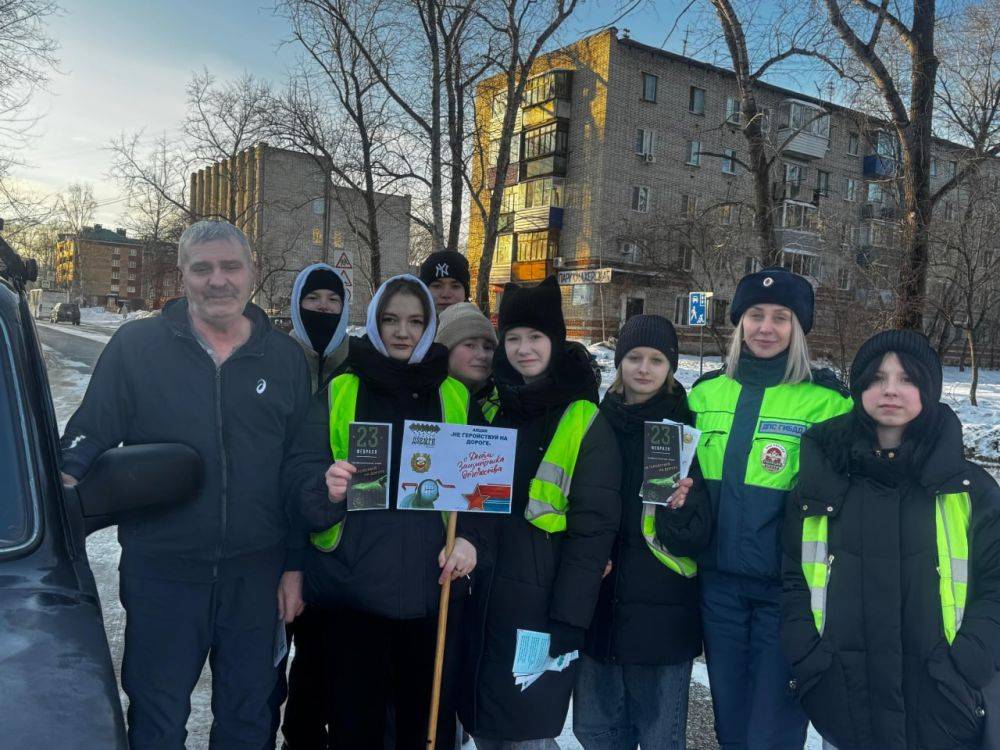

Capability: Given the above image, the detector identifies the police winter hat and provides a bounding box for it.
[850,329,943,403]
[615,314,679,371]
[419,251,471,297]
[730,266,815,334]
[498,275,566,345]
[300,267,345,301]
[435,302,498,350]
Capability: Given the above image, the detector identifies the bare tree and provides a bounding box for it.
[55,182,97,233]
[108,132,195,223]
[926,168,1000,405]
[690,0,846,266]
[0,0,60,202]
[274,0,400,294]
[816,0,940,329]
[471,0,582,308]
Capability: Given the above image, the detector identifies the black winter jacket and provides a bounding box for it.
[584,386,711,666]
[460,342,622,742]
[781,405,1000,750]
[60,298,314,581]
[290,336,491,620]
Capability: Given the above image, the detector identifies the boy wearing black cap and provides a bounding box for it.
[419,250,471,314]
[782,330,1000,750]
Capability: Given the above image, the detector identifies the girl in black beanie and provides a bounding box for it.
[573,315,713,750]
[459,276,622,749]
[781,330,1000,750]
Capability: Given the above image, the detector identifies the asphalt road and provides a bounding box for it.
[37,318,723,750]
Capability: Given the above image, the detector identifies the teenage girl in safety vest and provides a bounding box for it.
[688,267,852,749]
[782,330,1000,750]
[573,314,713,750]
[458,276,622,749]
[298,274,488,750]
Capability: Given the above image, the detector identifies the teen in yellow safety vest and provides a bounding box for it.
[458,276,622,745]
[689,267,853,748]
[782,330,1000,750]
[573,314,714,749]
[296,274,484,750]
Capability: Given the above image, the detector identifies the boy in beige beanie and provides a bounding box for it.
[435,302,497,396]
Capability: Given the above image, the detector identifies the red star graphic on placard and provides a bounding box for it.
[463,484,511,510]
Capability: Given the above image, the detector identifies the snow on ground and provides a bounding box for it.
[940,365,1000,462]
[80,306,155,328]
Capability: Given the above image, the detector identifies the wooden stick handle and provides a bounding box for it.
[427,511,458,750]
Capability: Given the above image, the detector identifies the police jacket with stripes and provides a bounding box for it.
[689,352,852,581]
[780,406,1000,750]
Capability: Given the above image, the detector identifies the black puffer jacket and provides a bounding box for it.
[460,342,622,742]
[781,405,1000,750]
[293,336,489,620]
[585,386,711,666]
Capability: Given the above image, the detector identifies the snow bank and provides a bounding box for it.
[80,306,155,329]
[940,365,1000,462]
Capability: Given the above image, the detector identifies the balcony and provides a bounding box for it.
[497,212,515,233]
[521,70,572,110]
[861,203,899,221]
[522,99,572,129]
[776,100,830,160]
[520,155,567,180]
[486,163,519,188]
[513,206,564,233]
[863,154,896,179]
[511,260,555,282]
[772,181,820,206]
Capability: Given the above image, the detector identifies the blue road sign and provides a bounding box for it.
[688,292,708,326]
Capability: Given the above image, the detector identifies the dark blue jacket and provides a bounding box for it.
[60,298,313,581]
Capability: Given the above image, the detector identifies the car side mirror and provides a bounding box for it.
[74,444,202,534]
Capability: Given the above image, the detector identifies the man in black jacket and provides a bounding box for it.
[60,220,313,750]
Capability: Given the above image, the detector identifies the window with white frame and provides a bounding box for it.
[785,162,804,185]
[635,128,655,156]
[641,73,658,102]
[677,243,693,271]
[722,148,737,174]
[129,260,137,269]
[720,204,734,225]
[782,202,817,231]
[689,86,706,115]
[726,96,740,124]
[947,160,957,178]
[495,234,513,265]
[572,284,594,306]
[110,284,119,292]
[845,177,858,202]
[847,132,860,155]
[744,256,760,275]
[680,194,698,218]
[817,170,830,196]
[129,248,137,257]
[620,240,640,263]
[930,158,938,177]
[778,101,830,137]
[631,186,650,213]
[866,181,884,204]
[128,285,136,294]
[836,265,852,290]
[685,140,701,166]
[781,248,819,277]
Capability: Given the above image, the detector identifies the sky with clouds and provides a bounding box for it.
[17,0,794,225]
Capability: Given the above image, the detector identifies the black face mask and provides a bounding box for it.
[300,306,341,356]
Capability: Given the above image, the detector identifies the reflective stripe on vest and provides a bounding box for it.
[310,374,470,552]
[482,387,500,424]
[936,492,972,644]
[524,400,599,533]
[801,492,972,643]
[640,504,698,578]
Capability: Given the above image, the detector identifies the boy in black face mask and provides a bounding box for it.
[289,263,351,393]
[272,263,351,749]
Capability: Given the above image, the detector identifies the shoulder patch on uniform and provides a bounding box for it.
[692,366,727,389]
[811,367,851,398]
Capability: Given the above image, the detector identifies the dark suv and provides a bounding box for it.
[50,301,80,325]
[0,224,200,746]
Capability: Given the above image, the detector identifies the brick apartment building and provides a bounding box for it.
[55,225,143,307]
[189,143,411,323]
[466,29,996,359]
[141,241,182,310]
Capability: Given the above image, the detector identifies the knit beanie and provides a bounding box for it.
[419,251,471,297]
[435,302,498,350]
[850,329,943,403]
[730,266,815,334]
[300,267,345,300]
[615,314,679,371]
[497,276,566,347]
